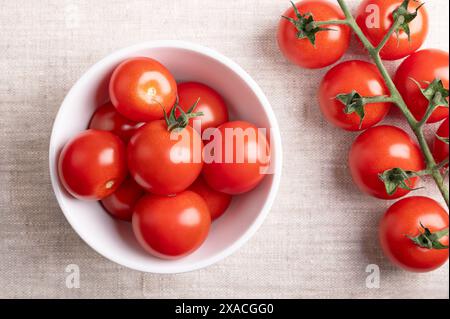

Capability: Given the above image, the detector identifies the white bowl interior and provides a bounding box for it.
[49,42,281,273]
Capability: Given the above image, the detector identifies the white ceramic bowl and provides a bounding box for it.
[49,40,282,273]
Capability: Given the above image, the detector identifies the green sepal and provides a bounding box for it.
[282,1,334,46]
[392,0,425,42]
[336,91,366,129]
[378,168,420,196]
[436,134,450,145]
[407,223,449,250]
[411,78,449,109]
[163,98,202,132]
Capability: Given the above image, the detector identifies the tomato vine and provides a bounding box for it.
[319,0,449,207]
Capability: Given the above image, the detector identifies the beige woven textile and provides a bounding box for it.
[0,0,448,298]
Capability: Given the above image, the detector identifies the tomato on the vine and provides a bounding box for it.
[349,125,424,199]
[58,129,127,200]
[109,57,177,122]
[318,60,392,131]
[202,121,270,195]
[127,118,203,195]
[189,176,232,221]
[177,82,229,134]
[356,0,428,61]
[277,0,350,69]
[433,118,449,166]
[101,177,144,222]
[132,191,211,259]
[89,101,143,142]
[394,49,449,123]
[380,196,449,272]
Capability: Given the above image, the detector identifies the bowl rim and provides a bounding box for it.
[49,40,283,273]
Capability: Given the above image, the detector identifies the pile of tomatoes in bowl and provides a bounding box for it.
[57,56,271,260]
[278,0,449,273]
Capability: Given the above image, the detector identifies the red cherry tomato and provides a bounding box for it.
[89,101,143,142]
[318,60,392,131]
[177,82,229,134]
[277,0,350,69]
[380,196,449,272]
[58,129,127,200]
[109,57,177,122]
[132,191,211,259]
[101,177,145,221]
[189,176,232,221]
[127,120,203,195]
[202,121,270,195]
[433,118,449,167]
[349,125,424,199]
[394,49,449,123]
[356,0,428,61]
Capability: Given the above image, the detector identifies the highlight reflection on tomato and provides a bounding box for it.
[127,120,203,195]
[109,57,177,122]
[394,49,449,123]
[380,196,449,272]
[132,191,211,259]
[356,0,428,61]
[58,129,127,200]
[202,121,270,195]
[318,60,392,131]
[277,0,350,69]
[349,125,424,199]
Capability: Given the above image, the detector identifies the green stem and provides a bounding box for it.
[434,227,449,240]
[415,169,432,177]
[363,96,395,104]
[315,20,349,27]
[333,0,449,207]
[417,106,435,127]
[375,17,404,53]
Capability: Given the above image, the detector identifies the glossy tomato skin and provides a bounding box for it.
[89,101,143,142]
[380,196,449,272]
[58,129,127,200]
[202,121,270,195]
[189,176,232,221]
[319,60,392,131]
[127,120,203,195]
[177,82,229,134]
[356,0,428,60]
[349,125,424,199]
[433,118,449,166]
[109,57,177,122]
[132,191,211,259]
[277,0,350,69]
[101,177,145,221]
[394,49,449,123]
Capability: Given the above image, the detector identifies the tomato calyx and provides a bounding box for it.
[378,168,421,196]
[392,0,425,42]
[282,1,334,46]
[336,91,366,129]
[163,98,203,132]
[411,78,449,110]
[407,223,449,250]
[336,91,389,129]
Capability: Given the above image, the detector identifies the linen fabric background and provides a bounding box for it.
[0,0,448,298]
